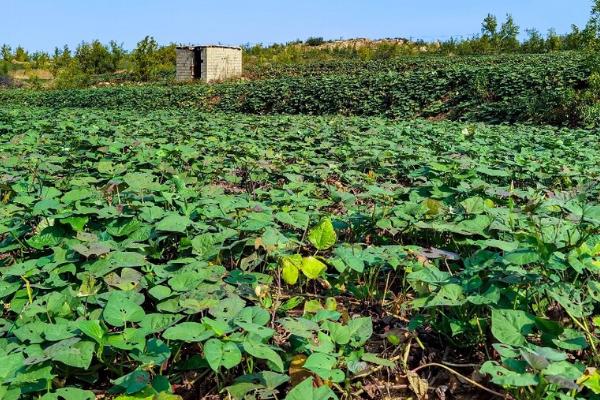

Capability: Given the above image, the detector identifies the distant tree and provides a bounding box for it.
[480,14,499,52]
[31,51,50,69]
[109,41,126,70]
[546,28,562,51]
[583,0,600,48]
[522,28,546,53]
[499,14,520,52]
[75,40,117,74]
[155,43,176,66]
[0,61,14,88]
[581,21,598,46]
[481,14,498,38]
[591,0,600,34]
[53,60,90,89]
[305,37,325,46]
[563,25,584,50]
[132,36,160,81]
[51,45,72,75]
[1,44,12,61]
[14,46,29,62]
[438,37,460,55]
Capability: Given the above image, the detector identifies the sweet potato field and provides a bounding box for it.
[1,51,595,127]
[1,106,600,399]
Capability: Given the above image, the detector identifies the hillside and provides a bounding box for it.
[2,52,599,127]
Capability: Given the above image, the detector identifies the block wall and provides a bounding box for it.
[203,47,243,83]
[176,49,194,81]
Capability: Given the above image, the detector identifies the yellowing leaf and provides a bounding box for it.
[325,297,337,311]
[577,368,600,394]
[281,255,302,285]
[484,199,495,208]
[300,257,327,280]
[307,218,337,250]
[282,264,299,285]
[424,198,442,216]
[289,354,311,386]
[303,299,323,314]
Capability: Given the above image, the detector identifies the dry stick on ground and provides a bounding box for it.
[351,356,504,399]
[352,384,409,398]
[441,361,480,368]
[271,266,283,329]
[381,271,392,309]
[409,363,505,398]
[278,291,364,305]
[184,369,212,396]
[351,355,404,381]
[382,309,410,322]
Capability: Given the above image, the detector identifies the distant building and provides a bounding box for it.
[176,45,242,83]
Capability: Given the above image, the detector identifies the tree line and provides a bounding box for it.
[245,9,600,64]
[1,36,175,88]
[1,1,600,89]
[438,11,600,55]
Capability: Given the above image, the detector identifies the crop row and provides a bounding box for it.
[1,107,600,398]
[242,52,589,80]
[0,52,594,126]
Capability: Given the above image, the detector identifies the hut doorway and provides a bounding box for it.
[193,49,203,78]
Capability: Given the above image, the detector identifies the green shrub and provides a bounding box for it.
[53,61,91,89]
[75,40,122,75]
[0,60,8,76]
[305,37,325,46]
[582,103,600,126]
[27,75,44,90]
[588,71,600,97]
[131,36,175,82]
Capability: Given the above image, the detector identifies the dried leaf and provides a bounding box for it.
[407,371,428,400]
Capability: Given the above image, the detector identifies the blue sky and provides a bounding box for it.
[2,0,593,51]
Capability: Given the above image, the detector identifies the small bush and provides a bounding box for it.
[582,103,600,127]
[0,61,17,88]
[305,37,325,47]
[27,75,44,90]
[588,71,600,97]
[53,61,91,89]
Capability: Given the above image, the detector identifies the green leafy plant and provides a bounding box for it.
[1,106,600,399]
